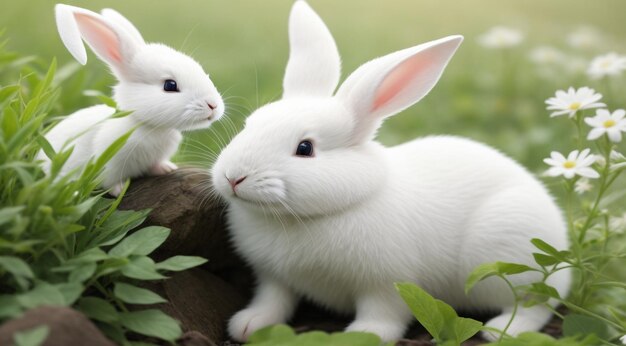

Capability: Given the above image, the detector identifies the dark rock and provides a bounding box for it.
[142,268,247,343]
[0,306,115,346]
[178,330,217,346]
[119,168,241,273]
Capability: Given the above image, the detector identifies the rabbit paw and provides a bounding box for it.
[109,182,125,197]
[228,307,284,342]
[482,306,551,341]
[150,160,178,175]
[345,320,404,342]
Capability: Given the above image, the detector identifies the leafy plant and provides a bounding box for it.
[245,324,385,346]
[465,89,626,343]
[0,39,206,344]
[396,282,482,346]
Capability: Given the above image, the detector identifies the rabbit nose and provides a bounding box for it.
[207,102,217,110]
[227,176,247,191]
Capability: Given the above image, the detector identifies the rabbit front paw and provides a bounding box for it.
[228,307,285,342]
[346,320,404,342]
[149,160,178,175]
[109,182,125,197]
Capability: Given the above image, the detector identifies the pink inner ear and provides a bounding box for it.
[373,50,435,111]
[74,13,122,63]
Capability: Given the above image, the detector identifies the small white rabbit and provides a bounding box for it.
[39,4,224,196]
[212,1,570,342]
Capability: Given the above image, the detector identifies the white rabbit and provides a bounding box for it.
[212,1,570,342]
[38,4,224,196]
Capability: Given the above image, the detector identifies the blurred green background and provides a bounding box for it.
[1,0,625,172]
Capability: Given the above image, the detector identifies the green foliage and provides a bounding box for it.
[0,38,206,344]
[396,282,482,346]
[245,325,385,346]
[484,332,599,346]
[13,325,49,346]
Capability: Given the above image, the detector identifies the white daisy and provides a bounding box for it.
[585,109,626,143]
[529,46,564,64]
[478,26,524,49]
[574,178,593,194]
[567,26,603,50]
[545,87,605,118]
[544,149,599,179]
[587,53,626,79]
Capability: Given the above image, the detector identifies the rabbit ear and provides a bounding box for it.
[100,8,145,46]
[282,1,341,99]
[335,35,463,143]
[55,4,141,74]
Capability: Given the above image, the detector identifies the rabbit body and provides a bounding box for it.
[41,5,223,195]
[39,105,181,191]
[225,132,569,341]
[213,1,570,342]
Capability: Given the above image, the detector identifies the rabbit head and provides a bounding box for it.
[213,1,462,217]
[55,4,224,131]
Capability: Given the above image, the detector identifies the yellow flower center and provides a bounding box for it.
[568,102,581,111]
[603,119,616,128]
[563,161,576,169]
[601,60,611,68]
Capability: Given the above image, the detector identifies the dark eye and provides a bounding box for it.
[163,79,179,92]
[295,140,314,157]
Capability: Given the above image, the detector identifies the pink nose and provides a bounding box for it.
[228,176,247,190]
[207,102,217,110]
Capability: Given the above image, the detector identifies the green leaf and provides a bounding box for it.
[55,282,84,305]
[13,325,49,346]
[466,262,535,294]
[155,256,207,272]
[452,317,482,343]
[121,256,166,280]
[329,331,381,346]
[562,314,609,340]
[0,206,25,227]
[68,262,97,283]
[77,297,118,323]
[531,238,562,258]
[247,324,296,344]
[119,309,182,341]
[114,282,167,305]
[533,253,559,266]
[69,248,109,263]
[0,256,34,287]
[36,135,56,160]
[17,283,66,309]
[395,282,444,341]
[109,226,170,257]
[0,295,22,319]
[465,263,499,294]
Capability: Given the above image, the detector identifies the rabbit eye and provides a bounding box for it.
[163,79,179,92]
[295,140,314,157]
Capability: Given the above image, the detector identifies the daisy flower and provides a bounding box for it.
[585,109,626,143]
[545,87,605,118]
[529,46,564,64]
[544,149,599,179]
[587,53,626,79]
[620,334,626,345]
[478,26,524,49]
[574,178,593,194]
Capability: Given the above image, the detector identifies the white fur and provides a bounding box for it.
[40,4,224,195]
[212,1,570,342]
